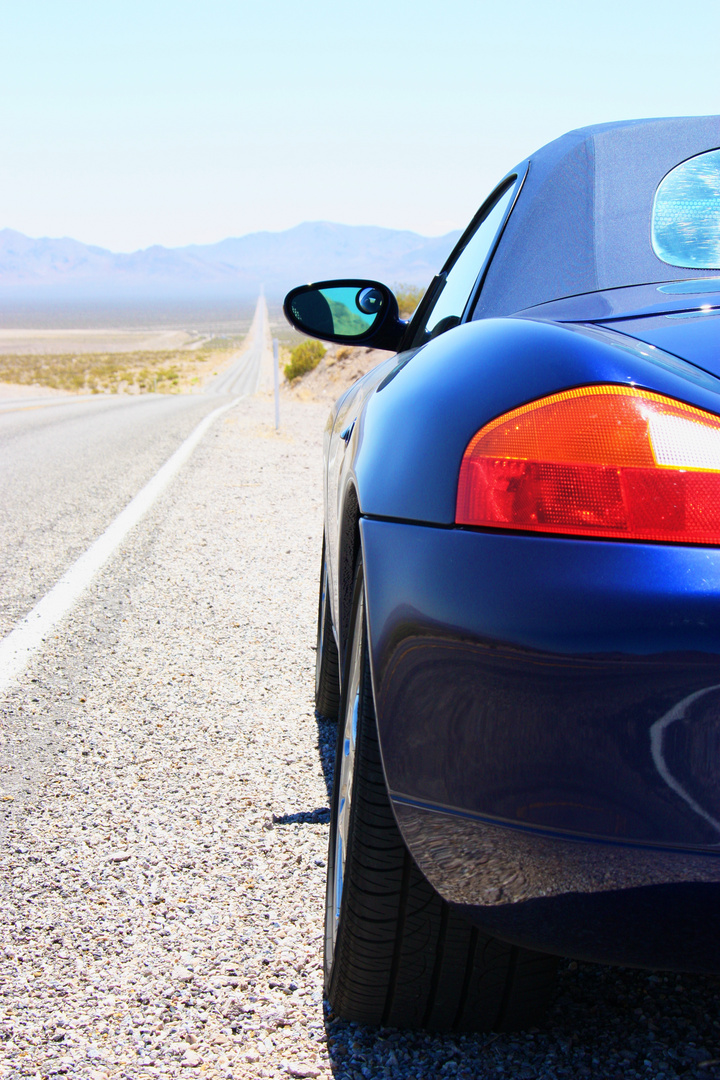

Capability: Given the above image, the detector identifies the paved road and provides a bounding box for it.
[208,295,270,396]
[0,297,268,641]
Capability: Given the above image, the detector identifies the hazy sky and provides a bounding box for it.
[2,0,720,251]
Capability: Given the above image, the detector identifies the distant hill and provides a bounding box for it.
[0,223,462,306]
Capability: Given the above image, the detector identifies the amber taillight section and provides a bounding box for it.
[456,385,720,543]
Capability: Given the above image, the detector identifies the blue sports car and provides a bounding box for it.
[284,117,720,1032]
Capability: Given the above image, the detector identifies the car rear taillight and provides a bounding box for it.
[456,385,720,543]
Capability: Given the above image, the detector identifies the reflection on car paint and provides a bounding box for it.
[649,684,720,838]
[393,800,720,971]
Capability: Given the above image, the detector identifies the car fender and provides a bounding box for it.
[349,316,720,526]
[325,353,399,654]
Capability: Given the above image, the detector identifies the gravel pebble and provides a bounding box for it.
[1,395,720,1079]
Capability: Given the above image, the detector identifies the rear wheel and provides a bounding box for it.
[315,537,340,720]
[324,554,558,1031]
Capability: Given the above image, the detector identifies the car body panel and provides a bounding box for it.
[360,517,720,967]
[520,279,720,324]
[361,518,720,847]
[347,316,720,527]
[597,311,720,379]
[323,354,399,648]
[393,801,720,971]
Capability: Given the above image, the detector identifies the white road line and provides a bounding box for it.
[0,396,240,696]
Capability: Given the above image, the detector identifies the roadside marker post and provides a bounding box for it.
[273,338,280,431]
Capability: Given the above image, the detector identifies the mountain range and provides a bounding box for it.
[0,222,461,303]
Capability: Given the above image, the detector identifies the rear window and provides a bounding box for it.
[652,148,720,268]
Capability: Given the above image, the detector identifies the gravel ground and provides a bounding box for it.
[1,395,720,1079]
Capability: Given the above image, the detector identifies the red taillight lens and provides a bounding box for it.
[456,385,720,543]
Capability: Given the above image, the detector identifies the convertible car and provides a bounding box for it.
[284,116,720,1032]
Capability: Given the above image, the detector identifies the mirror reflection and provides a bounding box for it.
[290,286,385,338]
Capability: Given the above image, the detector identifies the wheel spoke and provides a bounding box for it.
[331,592,364,948]
[316,563,327,689]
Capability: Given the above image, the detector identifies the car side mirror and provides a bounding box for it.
[283,279,406,352]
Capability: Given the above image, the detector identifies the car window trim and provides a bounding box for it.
[464,164,528,322]
[401,166,527,351]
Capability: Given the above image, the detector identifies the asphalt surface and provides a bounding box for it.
[0,299,268,641]
[208,298,269,396]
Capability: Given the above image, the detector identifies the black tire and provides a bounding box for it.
[315,536,340,720]
[324,554,558,1032]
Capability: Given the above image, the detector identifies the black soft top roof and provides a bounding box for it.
[473,116,720,320]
